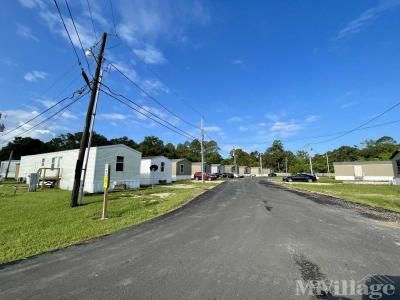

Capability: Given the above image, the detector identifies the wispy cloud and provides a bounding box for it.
[133,45,166,64]
[97,113,127,120]
[336,0,400,40]
[305,115,319,123]
[232,59,243,66]
[341,101,358,109]
[24,70,48,82]
[1,58,18,69]
[228,115,251,123]
[16,23,39,42]
[270,121,301,137]
[38,99,56,108]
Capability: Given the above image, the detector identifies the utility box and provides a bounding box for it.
[28,173,38,192]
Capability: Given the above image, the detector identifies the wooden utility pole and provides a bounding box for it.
[326,153,330,174]
[70,32,107,207]
[5,150,13,179]
[259,153,263,175]
[308,144,314,175]
[285,157,288,174]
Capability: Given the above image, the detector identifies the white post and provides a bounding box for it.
[326,153,330,174]
[308,144,314,175]
[285,157,288,174]
[233,147,237,175]
[200,117,204,183]
[79,68,103,205]
[259,153,263,175]
[102,163,110,220]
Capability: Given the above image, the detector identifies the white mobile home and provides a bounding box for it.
[19,144,141,193]
[211,164,225,174]
[0,160,20,179]
[140,156,172,185]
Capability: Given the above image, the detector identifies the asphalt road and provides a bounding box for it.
[1,179,400,299]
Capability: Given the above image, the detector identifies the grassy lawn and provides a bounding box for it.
[277,180,400,213]
[0,179,222,264]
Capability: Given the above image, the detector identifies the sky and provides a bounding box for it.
[1,0,400,157]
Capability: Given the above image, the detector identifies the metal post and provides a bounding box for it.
[78,68,103,205]
[308,144,314,175]
[102,163,110,220]
[200,117,204,183]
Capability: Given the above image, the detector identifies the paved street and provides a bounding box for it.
[1,179,399,299]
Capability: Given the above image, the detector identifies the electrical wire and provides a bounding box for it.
[86,0,98,41]
[100,84,197,140]
[0,86,87,138]
[109,0,118,36]
[53,0,83,69]
[107,60,199,129]
[64,0,91,73]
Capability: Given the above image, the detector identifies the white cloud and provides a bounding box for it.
[16,23,39,42]
[1,58,18,69]
[204,126,222,133]
[24,70,48,82]
[228,116,243,123]
[133,45,166,64]
[238,126,248,132]
[143,79,169,94]
[341,101,358,109]
[232,59,243,65]
[18,0,45,9]
[61,111,77,120]
[98,113,127,120]
[38,99,56,108]
[270,121,301,137]
[336,0,400,40]
[305,115,319,123]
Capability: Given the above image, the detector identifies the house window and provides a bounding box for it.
[41,158,45,167]
[180,164,184,173]
[160,162,165,172]
[116,156,124,171]
[51,157,56,169]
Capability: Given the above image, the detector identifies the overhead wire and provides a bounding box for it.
[108,0,118,36]
[100,84,197,140]
[86,0,98,41]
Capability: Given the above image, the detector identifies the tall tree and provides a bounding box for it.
[0,137,46,160]
[139,136,164,157]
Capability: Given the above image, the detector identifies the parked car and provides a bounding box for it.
[233,173,244,178]
[193,172,218,181]
[282,173,317,183]
[268,173,277,177]
[220,172,234,178]
[211,173,221,178]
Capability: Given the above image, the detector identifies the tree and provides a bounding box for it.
[109,136,138,149]
[264,140,286,171]
[163,143,176,159]
[139,136,164,157]
[0,137,46,160]
[204,140,222,164]
[46,132,109,152]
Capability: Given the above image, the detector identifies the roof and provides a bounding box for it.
[20,144,141,158]
[171,158,190,162]
[191,161,210,165]
[333,161,392,166]
[142,155,169,160]
[390,150,400,159]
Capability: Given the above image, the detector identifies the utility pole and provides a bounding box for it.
[70,32,107,208]
[233,147,237,174]
[200,117,205,183]
[0,112,5,133]
[259,153,263,175]
[308,144,314,175]
[277,161,280,172]
[78,68,103,205]
[326,153,330,174]
[285,157,288,174]
[5,150,13,179]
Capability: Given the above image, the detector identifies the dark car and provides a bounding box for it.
[283,173,317,183]
[193,172,217,181]
[220,172,234,178]
[211,173,221,178]
[268,173,277,177]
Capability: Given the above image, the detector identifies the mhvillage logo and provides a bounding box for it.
[296,274,397,299]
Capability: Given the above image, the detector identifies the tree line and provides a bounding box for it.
[0,133,398,174]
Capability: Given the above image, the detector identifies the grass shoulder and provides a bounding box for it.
[0,179,222,264]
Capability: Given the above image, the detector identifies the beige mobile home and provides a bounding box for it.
[238,166,250,176]
[191,162,211,176]
[224,165,238,174]
[211,164,225,174]
[171,158,192,181]
[19,145,142,192]
[333,151,400,184]
[250,167,261,175]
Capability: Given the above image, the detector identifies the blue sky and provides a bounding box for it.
[1,0,400,157]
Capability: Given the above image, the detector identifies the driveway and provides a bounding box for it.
[0,179,399,299]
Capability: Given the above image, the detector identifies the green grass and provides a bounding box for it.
[278,180,400,213]
[0,180,221,264]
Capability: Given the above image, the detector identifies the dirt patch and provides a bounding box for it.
[150,192,175,199]
[166,184,196,189]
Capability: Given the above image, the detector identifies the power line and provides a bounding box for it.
[102,84,196,139]
[0,86,87,139]
[64,0,91,73]
[1,90,89,144]
[53,0,83,69]
[106,60,199,129]
[86,0,98,41]
[109,0,118,36]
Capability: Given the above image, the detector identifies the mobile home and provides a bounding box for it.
[0,160,20,179]
[140,156,172,185]
[333,150,400,184]
[19,144,141,192]
[211,164,225,174]
[191,162,211,176]
[224,164,238,174]
[171,158,192,181]
[238,166,250,176]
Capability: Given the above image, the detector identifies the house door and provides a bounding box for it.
[354,165,363,179]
